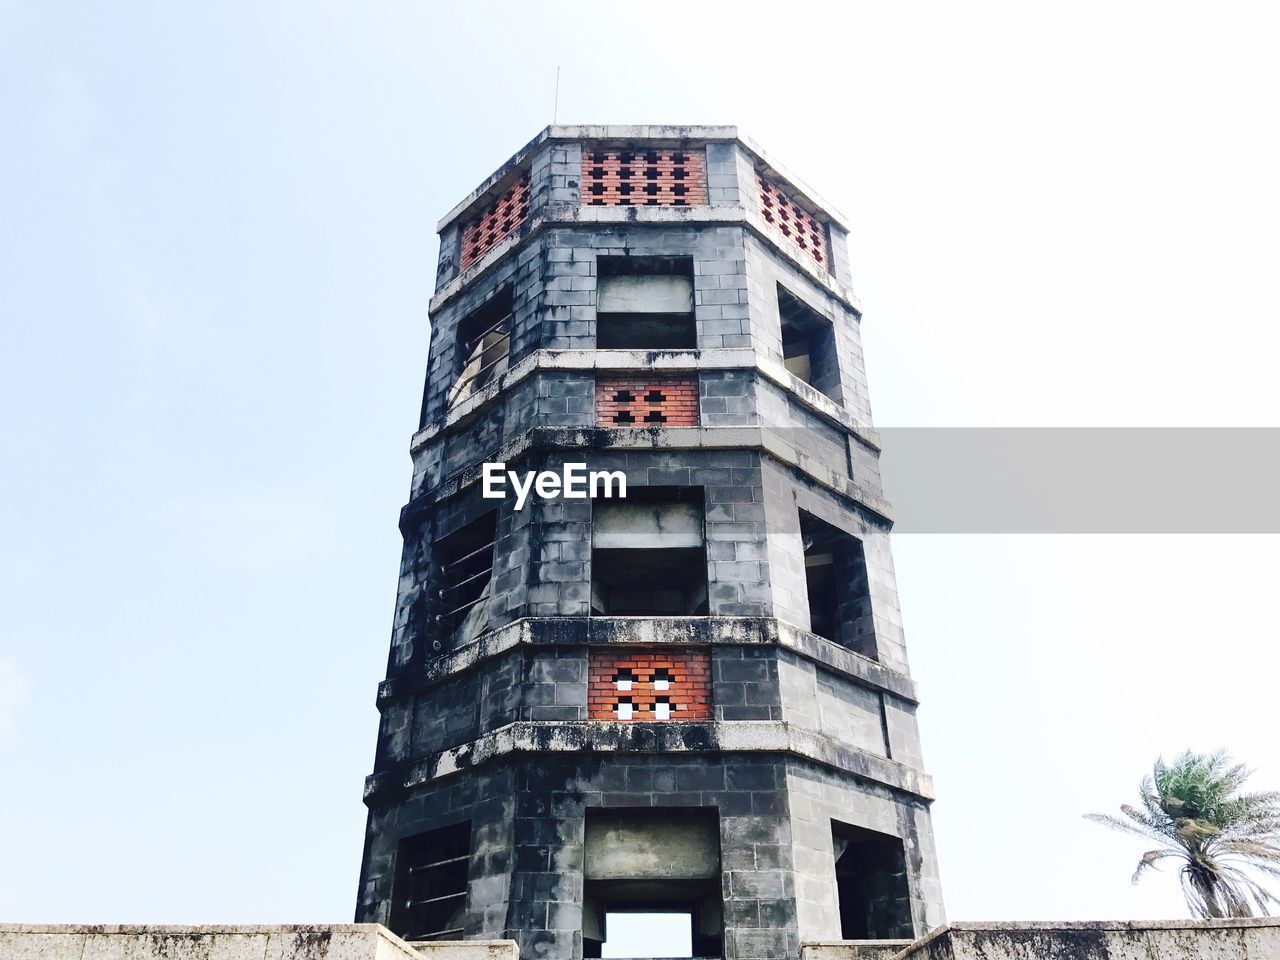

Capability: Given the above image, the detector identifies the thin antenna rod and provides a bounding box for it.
[552,66,561,124]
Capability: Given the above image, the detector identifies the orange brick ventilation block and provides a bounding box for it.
[589,649,712,721]
[459,174,531,271]
[756,169,828,271]
[596,376,699,427]
[581,148,707,206]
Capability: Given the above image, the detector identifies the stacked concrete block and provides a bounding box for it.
[358,126,944,959]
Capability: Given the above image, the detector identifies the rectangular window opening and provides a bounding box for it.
[778,284,842,402]
[596,257,696,350]
[435,511,497,649]
[449,286,513,408]
[584,809,721,959]
[832,822,913,940]
[600,912,692,959]
[591,488,707,616]
[800,510,875,659]
[389,821,472,942]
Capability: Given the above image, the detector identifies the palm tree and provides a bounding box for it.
[1086,750,1280,918]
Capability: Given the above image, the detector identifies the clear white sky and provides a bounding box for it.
[3,0,1279,931]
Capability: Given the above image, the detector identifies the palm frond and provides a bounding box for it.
[1089,749,1280,918]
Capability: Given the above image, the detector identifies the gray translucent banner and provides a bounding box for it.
[876,428,1280,533]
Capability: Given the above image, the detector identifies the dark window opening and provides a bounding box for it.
[596,257,696,350]
[644,390,666,403]
[435,512,497,650]
[592,547,706,615]
[583,809,721,959]
[613,390,634,403]
[449,286,513,408]
[591,488,708,616]
[800,510,875,659]
[833,822,913,941]
[778,284,842,402]
[643,411,666,424]
[613,410,635,425]
[389,822,472,942]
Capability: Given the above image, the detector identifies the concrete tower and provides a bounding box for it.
[357,126,945,960]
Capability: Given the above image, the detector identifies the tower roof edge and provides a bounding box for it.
[435,125,850,234]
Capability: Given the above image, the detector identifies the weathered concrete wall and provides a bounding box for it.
[412,942,519,960]
[0,925,517,960]
[802,941,911,960]
[361,126,944,959]
[802,920,1280,960]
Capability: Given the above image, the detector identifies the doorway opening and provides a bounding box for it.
[583,809,722,958]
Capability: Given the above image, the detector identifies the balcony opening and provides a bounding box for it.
[448,286,513,408]
[435,511,497,649]
[599,913,691,959]
[389,821,472,942]
[800,510,875,659]
[596,257,695,350]
[583,809,721,959]
[591,488,707,616]
[778,285,842,402]
[833,822,913,941]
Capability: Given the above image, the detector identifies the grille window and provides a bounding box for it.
[389,822,472,941]
[581,148,707,207]
[459,175,530,270]
[597,376,698,428]
[757,169,829,270]
[589,650,711,722]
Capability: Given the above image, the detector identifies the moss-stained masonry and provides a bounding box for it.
[357,126,946,960]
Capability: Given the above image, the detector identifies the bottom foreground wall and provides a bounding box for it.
[804,919,1280,960]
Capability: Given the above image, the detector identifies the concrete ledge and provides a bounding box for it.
[435,123,850,234]
[404,426,892,532]
[803,941,912,960]
[365,719,934,802]
[411,349,880,458]
[376,616,919,706]
[0,925,428,960]
[410,941,518,960]
[803,920,1280,960]
[430,205,859,316]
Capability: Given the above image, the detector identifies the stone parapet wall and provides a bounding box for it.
[0,925,519,960]
[803,920,1280,960]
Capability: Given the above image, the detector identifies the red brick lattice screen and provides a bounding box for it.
[596,375,699,427]
[755,170,828,270]
[581,148,707,206]
[459,174,531,270]
[589,649,711,721]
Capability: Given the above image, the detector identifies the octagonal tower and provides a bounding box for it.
[356,126,945,960]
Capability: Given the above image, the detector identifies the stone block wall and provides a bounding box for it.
[361,127,943,959]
